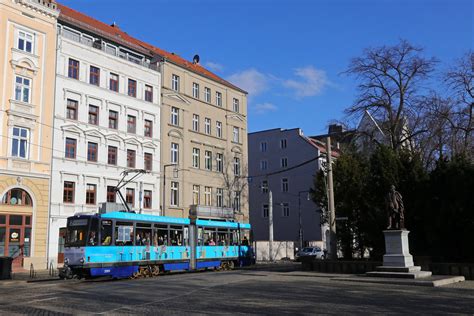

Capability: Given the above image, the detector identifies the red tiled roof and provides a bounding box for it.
[56,3,247,94]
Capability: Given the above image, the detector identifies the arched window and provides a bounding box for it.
[1,188,32,206]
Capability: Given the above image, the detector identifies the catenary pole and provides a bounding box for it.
[269,190,273,262]
[326,136,337,260]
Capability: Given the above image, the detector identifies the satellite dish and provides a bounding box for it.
[193,54,200,64]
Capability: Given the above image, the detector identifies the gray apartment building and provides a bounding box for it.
[248,128,328,248]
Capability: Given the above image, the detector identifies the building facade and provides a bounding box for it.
[48,5,161,266]
[0,0,58,268]
[248,128,327,249]
[160,59,249,223]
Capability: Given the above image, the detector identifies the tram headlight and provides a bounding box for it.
[64,258,69,265]
[79,258,84,264]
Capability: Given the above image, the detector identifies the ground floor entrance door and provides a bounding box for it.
[0,214,32,268]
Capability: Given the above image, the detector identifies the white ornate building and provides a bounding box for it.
[48,8,161,266]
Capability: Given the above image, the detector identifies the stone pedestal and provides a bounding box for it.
[367,230,432,279]
[382,230,414,267]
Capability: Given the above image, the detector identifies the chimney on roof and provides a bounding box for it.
[192,54,200,65]
[328,124,344,134]
[111,22,119,28]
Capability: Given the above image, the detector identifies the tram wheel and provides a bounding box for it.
[151,265,160,277]
[228,261,235,270]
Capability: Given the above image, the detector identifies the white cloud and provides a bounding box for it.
[205,61,224,73]
[227,69,269,96]
[253,102,277,114]
[283,66,329,98]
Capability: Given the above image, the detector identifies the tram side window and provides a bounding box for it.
[217,228,230,246]
[169,225,183,246]
[136,222,152,246]
[183,227,189,246]
[198,227,204,246]
[101,220,113,246]
[154,224,168,246]
[115,221,133,246]
[231,230,239,246]
[203,228,217,246]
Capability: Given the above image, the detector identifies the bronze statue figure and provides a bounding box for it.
[386,185,405,230]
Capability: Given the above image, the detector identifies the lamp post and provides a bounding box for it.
[297,190,310,250]
[162,163,177,216]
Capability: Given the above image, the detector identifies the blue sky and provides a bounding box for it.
[60,0,473,135]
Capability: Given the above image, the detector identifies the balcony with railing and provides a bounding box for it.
[59,27,159,72]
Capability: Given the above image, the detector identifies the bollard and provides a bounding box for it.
[29,263,35,278]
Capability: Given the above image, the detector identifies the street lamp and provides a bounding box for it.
[162,163,178,216]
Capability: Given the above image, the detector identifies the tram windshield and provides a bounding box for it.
[65,218,90,247]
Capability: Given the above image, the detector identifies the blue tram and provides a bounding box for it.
[60,211,253,279]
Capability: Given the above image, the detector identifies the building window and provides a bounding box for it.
[233,157,241,176]
[171,142,179,164]
[145,85,153,102]
[262,204,269,218]
[86,184,96,205]
[260,142,267,152]
[126,188,134,207]
[216,91,222,107]
[204,118,211,135]
[204,187,212,206]
[144,119,153,137]
[281,157,288,168]
[205,151,212,171]
[128,79,137,97]
[216,121,222,138]
[260,160,267,170]
[282,178,289,192]
[233,98,240,113]
[17,30,33,53]
[15,76,31,103]
[108,146,117,165]
[216,188,223,207]
[170,182,179,206]
[109,110,118,129]
[127,115,136,133]
[216,153,223,172]
[204,87,211,103]
[280,139,287,149]
[192,114,199,132]
[66,99,78,120]
[87,142,98,162]
[282,203,290,217]
[107,186,116,203]
[65,138,76,159]
[171,107,179,126]
[89,66,100,86]
[1,189,32,206]
[88,105,99,125]
[172,74,180,91]
[68,59,79,79]
[127,149,136,168]
[11,127,29,159]
[261,180,268,194]
[192,82,199,99]
[143,190,152,209]
[109,73,119,92]
[233,127,239,143]
[192,148,200,168]
[63,182,75,203]
[233,191,241,212]
[144,153,153,171]
[192,185,200,205]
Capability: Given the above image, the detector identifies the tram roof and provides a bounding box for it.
[101,212,251,229]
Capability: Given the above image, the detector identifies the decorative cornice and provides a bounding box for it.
[15,0,60,19]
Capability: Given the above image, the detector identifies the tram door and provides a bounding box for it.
[57,228,67,264]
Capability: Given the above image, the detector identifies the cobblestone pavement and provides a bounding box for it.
[0,268,473,315]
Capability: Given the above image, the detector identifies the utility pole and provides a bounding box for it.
[269,190,273,262]
[326,136,337,260]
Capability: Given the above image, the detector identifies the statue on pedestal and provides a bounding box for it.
[386,185,405,230]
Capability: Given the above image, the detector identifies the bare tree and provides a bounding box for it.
[221,151,248,219]
[444,51,474,159]
[345,39,437,151]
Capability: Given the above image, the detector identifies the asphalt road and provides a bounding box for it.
[0,267,473,315]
